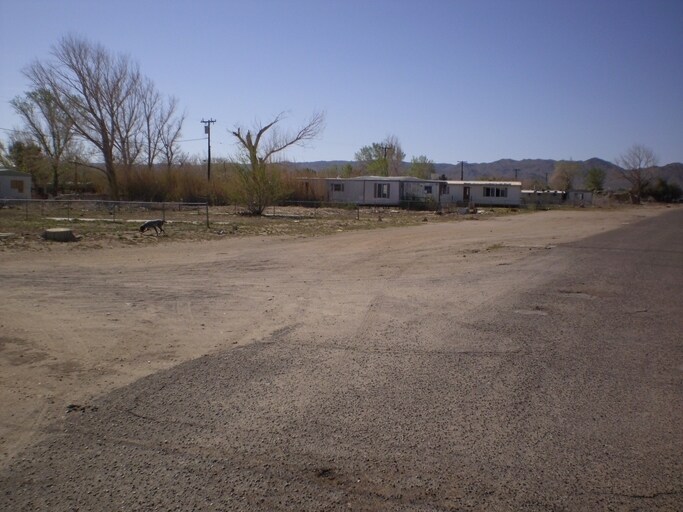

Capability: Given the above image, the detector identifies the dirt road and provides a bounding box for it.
[1,206,681,510]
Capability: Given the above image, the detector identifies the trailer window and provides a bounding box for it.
[484,187,507,198]
[374,183,390,198]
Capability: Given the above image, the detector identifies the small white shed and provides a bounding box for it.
[0,168,32,200]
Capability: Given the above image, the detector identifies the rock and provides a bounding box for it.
[43,228,78,242]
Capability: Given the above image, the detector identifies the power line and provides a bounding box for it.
[177,137,207,142]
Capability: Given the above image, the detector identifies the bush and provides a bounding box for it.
[399,195,439,211]
[111,165,234,204]
[646,178,683,203]
[227,162,291,215]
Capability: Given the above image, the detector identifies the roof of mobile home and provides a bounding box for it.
[447,180,522,186]
[0,167,32,177]
[330,175,437,182]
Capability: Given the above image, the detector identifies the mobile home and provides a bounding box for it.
[440,180,522,207]
[327,176,444,206]
[0,168,32,200]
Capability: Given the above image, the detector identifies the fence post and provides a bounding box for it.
[357,205,360,221]
[162,203,166,221]
[25,200,29,220]
[112,203,116,222]
[205,202,209,228]
[67,201,71,220]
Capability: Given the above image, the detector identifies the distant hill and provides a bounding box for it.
[285,158,683,190]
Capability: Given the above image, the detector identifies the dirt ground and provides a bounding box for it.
[0,205,672,470]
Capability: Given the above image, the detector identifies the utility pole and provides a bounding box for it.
[458,160,465,180]
[381,145,392,176]
[201,118,216,181]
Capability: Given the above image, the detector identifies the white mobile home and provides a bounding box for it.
[301,176,522,208]
[440,180,522,207]
[327,176,444,206]
[0,168,32,200]
[521,189,566,206]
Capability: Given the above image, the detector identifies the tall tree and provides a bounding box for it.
[616,144,658,204]
[230,112,325,214]
[23,35,142,198]
[22,35,183,199]
[584,167,606,192]
[10,88,76,194]
[8,139,46,178]
[159,110,185,172]
[138,78,184,171]
[549,160,580,191]
[355,135,405,176]
[408,155,435,179]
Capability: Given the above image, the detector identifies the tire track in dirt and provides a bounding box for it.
[0,207,673,479]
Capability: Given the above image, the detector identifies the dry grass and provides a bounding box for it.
[0,204,523,252]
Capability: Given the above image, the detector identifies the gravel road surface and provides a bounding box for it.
[1,208,681,510]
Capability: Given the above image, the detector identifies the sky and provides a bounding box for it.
[1,0,682,165]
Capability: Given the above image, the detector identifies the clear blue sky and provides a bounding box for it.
[1,0,682,165]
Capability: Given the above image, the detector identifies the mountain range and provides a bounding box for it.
[286,158,683,190]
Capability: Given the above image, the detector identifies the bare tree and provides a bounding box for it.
[616,144,658,204]
[23,35,142,198]
[22,35,181,199]
[384,135,405,176]
[139,78,162,169]
[10,88,76,194]
[230,112,325,214]
[549,160,581,191]
[138,79,184,171]
[157,99,185,172]
[113,80,145,174]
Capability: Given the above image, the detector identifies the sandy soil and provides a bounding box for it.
[0,206,670,468]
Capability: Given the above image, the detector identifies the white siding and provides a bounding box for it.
[0,173,32,200]
[362,181,399,205]
[441,181,522,206]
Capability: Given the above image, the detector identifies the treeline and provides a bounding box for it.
[7,154,331,206]
[5,35,186,200]
[5,34,679,211]
[3,34,329,214]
